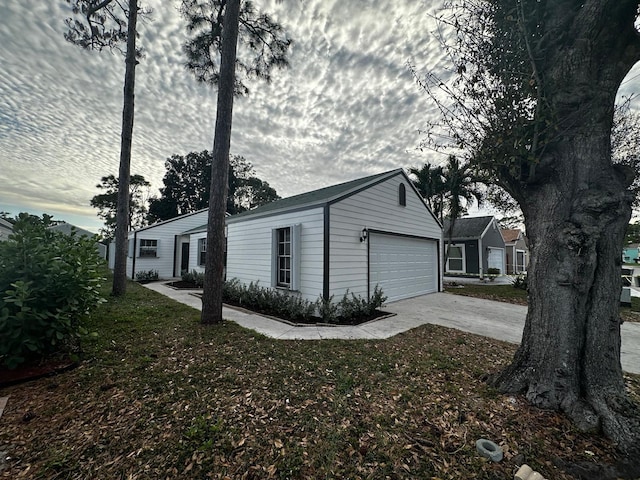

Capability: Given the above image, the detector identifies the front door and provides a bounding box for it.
[181,242,190,274]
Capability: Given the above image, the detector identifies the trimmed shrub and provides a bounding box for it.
[222,278,387,324]
[512,274,528,291]
[222,280,317,322]
[0,214,105,369]
[135,269,159,282]
[487,267,501,275]
[182,269,205,288]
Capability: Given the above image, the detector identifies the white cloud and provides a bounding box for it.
[2,0,636,230]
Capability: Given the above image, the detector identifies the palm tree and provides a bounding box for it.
[408,163,446,222]
[442,155,484,262]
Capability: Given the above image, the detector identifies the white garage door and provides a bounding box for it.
[487,247,505,274]
[369,233,438,303]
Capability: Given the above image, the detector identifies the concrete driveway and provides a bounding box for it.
[144,283,640,374]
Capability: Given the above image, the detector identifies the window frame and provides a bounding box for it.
[198,237,207,266]
[138,239,158,258]
[398,183,407,206]
[276,227,292,288]
[446,243,465,273]
[271,224,301,291]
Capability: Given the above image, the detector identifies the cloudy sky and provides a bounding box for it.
[2,1,640,232]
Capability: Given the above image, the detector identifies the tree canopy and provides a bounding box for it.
[180,0,292,96]
[90,174,150,239]
[147,151,279,223]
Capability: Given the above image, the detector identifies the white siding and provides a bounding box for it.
[125,210,209,279]
[329,174,441,299]
[188,231,208,273]
[226,207,324,303]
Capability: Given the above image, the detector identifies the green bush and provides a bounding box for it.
[0,214,105,369]
[487,267,501,275]
[222,280,317,322]
[221,279,387,324]
[182,269,205,288]
[135,269,159,282]
[512,274,528,291]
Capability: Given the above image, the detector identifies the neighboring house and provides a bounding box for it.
[501,228,529,274]
[49,221,106,259]
[0,218,13,242]
[622,243,640,264]
[119,209,210,279]
[442,216,506,276]
[220,169,443,303]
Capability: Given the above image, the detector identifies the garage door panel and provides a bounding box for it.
[487,248,504,274]
[369,233,438,302]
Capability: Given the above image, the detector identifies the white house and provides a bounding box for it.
[0,218,13,242]
[222,169,442,303]
[116,208,210,279]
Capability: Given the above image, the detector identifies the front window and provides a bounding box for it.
[277,227,291,287]
[516,250,525,273]
[447,244,464,272]
[139,239,158,258]
[198,238,207,266]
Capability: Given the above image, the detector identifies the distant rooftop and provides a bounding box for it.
[442,216,494,239]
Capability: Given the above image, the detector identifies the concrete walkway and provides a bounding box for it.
[143,282,640,375]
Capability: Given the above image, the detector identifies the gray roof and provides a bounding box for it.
[227,169,404,223]
[49,222,97,238]
[442,216,494,239]
[181,224,208,235]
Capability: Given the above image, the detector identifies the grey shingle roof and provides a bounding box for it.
[226,169,403,223]
[442,216,494,239]
[49,222,96,238]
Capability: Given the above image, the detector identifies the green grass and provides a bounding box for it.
[0,279,637,479]
[446,283,640,322]
[445,283,528,304]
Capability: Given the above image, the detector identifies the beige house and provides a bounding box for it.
[501,228,529,274]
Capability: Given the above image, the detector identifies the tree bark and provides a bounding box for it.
[201,0,240,324]
[492,0,640,457]
[112,0,138,296]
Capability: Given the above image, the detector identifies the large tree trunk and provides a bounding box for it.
[492,132,640,453]
[112,0,138,296]
[201,0,240,324]
[492,0,640,458]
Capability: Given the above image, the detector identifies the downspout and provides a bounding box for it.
[323,205,330,301]
[478,236,483,280]
[172,235,179,277]
[131,230,137,280]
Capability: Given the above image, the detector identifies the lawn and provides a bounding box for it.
[445,282,640,323]
[1,281,639,479]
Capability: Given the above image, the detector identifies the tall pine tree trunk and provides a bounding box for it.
[493,0,640,456]
[201,0,240,324]
[112,0,138,296]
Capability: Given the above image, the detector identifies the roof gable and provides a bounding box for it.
[227,169,415,223]
[133,208,209,233]
[501,228,522,243]
[49,222,96,238]
[443,216,495,239]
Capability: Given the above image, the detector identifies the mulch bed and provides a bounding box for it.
[165,280,202,289]
[0,357,78,388]
[222,299,392,326]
